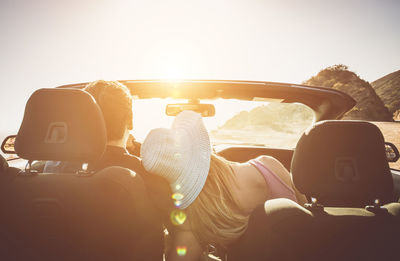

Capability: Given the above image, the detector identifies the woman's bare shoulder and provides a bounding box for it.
[255,155,308,205]
[255,155,293,185]
[255,155,282,167]
[234,155,280,180]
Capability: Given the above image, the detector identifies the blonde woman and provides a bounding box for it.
[141,111,307,261]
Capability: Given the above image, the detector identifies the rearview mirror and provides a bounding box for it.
[1,135,17,154]
[166,103,215,117]
[385,142,399,162]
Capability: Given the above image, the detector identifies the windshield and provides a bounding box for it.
[132,98,315,149]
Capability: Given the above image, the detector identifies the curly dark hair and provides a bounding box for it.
[84,80,133,141]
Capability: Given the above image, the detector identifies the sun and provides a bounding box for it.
[161,66,186,81]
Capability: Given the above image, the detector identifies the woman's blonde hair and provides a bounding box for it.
[185,154,249,249]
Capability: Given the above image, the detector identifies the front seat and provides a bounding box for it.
[227,120,400,261]
[0,88,164,261]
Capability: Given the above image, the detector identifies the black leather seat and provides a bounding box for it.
[229,199,400,261]
[0,154,20,179]
[291,120,394,207]
[228,121,400,261]
[0,89,164,261]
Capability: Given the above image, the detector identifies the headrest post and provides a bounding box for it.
[304,197,324,211]
[23,160,38,175]
[82,163,88,171]
[75,162,94,177]
[365,198,388,214]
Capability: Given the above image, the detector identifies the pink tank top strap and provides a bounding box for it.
[249,159,298,203]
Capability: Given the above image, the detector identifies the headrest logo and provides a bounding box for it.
[45,122,68,144]
[334,158,360,182]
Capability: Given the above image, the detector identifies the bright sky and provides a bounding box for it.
[1,0,399,136]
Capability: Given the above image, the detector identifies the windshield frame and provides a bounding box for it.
[58,79,356,121]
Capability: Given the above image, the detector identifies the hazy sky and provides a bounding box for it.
[1,0,399,134]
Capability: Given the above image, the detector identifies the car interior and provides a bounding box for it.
[227,120,400,261]
[1,83,399,261]
[0,89,164,261]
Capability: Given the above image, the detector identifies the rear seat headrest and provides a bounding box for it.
[15,88,106,162]
[291,120,393,207]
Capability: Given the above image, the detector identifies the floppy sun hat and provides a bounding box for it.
[141,110,211,209]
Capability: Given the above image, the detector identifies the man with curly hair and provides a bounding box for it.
[44,81,171,208]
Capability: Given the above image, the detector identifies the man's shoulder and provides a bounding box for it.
[120,153,145,172]
[112,151,146,174]
[91,146,146,174]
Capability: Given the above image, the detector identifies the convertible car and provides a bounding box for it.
[1,80,399,261]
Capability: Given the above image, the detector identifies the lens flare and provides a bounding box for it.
[172,193,184,208]
[172,193,184,201]
[170,210,187,225]
[174,200,182,207]
[176,246,187,256]
[176,184,181,190]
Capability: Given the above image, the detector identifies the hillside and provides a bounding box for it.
[371,70,400,120]
[304,65,393,121]
[210,103,314,148]
[221,103,314,132]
